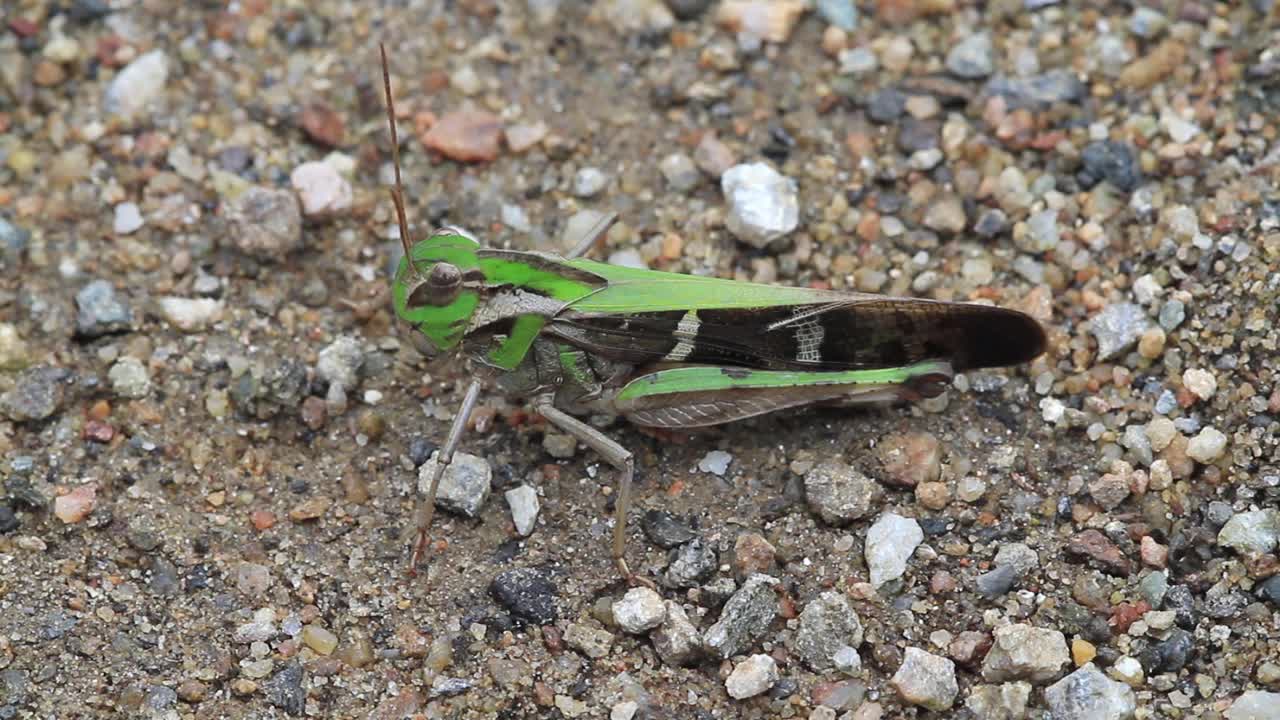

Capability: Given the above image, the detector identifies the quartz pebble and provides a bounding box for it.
[721,162,799,249]
[725,654,779,699]
[612,587,666,634]
[865,513,923,587]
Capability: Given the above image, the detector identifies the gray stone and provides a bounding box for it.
[225,186,303,261]
[794,591,863,671]
[982,624,1069,682]
[505,485,540,537]
[965,682,1032,720]
[1226,691,1280,720]
[1091,304,1152,360]
[946,33,994,79]
[421,451,492,518]
[263,661,305,716]
[76,279,133,338]
[704,573,778,659]
[804,460,881,525]
[1044,663,1136,720]
[542,432,577,459]
[1021,209,1060,253]
[108,357,151,399]
[659,152,700,192]
[104,49,168,121]
[1,365,68,422]
[865,513,923,587]
[1128,7,1168,38]
[652,601,704,667]
[662,538,716,588]
[721,163,799,249]
[316,336,364,390]
[564,622,614,659]
[1217,509,1280,555]
[891,647,958,711]
[612,587,666,634]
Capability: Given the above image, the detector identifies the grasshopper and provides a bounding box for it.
[379,47,1047,584]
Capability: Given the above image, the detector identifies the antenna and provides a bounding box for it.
[380,43,415,275]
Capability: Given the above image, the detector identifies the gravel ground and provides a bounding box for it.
[2,1,1279,718]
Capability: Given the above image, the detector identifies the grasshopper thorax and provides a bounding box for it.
[393,227,486,357]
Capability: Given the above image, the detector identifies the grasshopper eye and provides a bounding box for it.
[407,262,463,308]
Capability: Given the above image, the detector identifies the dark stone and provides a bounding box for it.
[0,506,17,534]
[975,564,1019,598]
[407,437,438,467]
[263,662,305,716]
[641,510,697,548]
[896,117,940,153]
[1257,575,1280,605]
[1079,140,1143,192]
[148,558,181,597]
[974,208,1009,238]
[983,70,1085,108]
[0,217,30,266]
[1163,585,1197,629]
[1,365,70,423]
[490,567,558,624]
[665,0,713,19]
[67,0,112,23]
[1139,627,1194,674]
[75,280,133,338]
[662,538,716,589]
[768,677,798,700]
[866,88,907,124]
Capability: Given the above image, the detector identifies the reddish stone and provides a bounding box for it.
[1067,529,1133,576]
[300,103,345,147]
[84,420,115,443]
[1108,600,1150,634]
[8,18,39,38]
[421,110,502,163]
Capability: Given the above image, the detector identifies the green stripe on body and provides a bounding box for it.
[615,360,953,403]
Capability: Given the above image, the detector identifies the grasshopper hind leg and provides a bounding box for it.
[533,396,651,587]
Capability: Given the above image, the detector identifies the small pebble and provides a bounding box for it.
[1186,427,1227,463]
[1045,663,1137,720]
[421,451,492,518]
[697,450,732,476]
[572,167,609,198]
[721,162,799,249]
[725,654,779,700]
[865,513,923,587]
[113,202,144,234]
[891,647,958,711]
[505,485,540,537]
[291,161,353,218]
[422,110,503,163]
[612,587,666,633]
[54,485,96,524]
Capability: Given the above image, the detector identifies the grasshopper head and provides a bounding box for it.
[393,227,485,358]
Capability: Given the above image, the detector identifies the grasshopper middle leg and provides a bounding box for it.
[533,395,644,585]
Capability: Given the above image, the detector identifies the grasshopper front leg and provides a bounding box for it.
[409,378,484,576]
[532,394,647,586]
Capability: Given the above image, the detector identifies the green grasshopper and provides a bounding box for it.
[378,48,1046,584]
